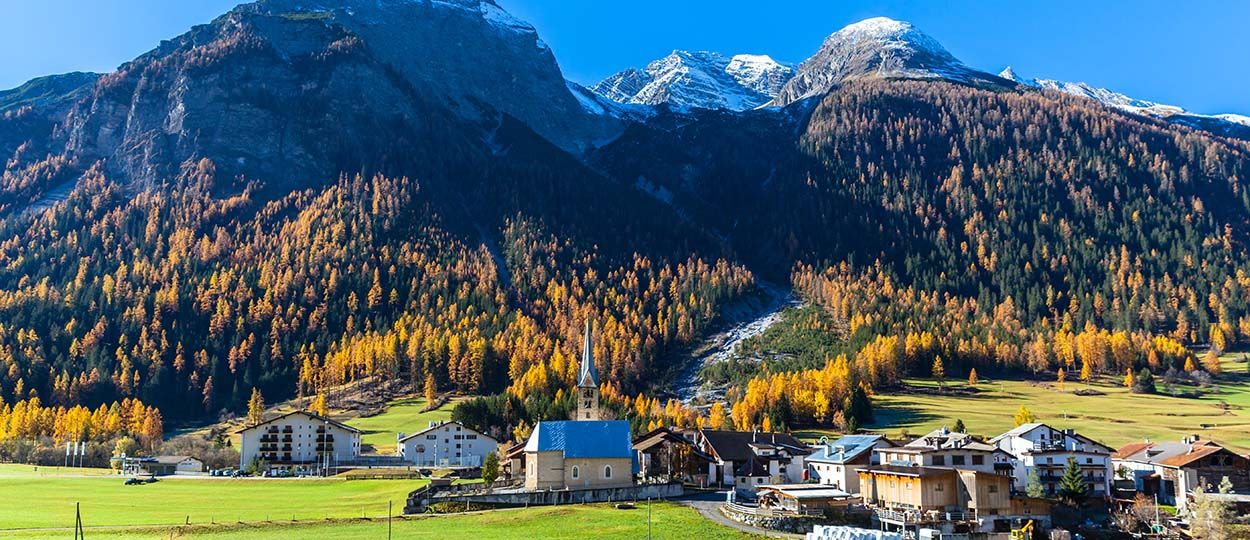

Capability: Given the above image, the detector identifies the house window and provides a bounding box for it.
[972,455,984,465]
[988,484,999,493]
[932,456,945,465]
[952,455,966,466]
[603,465,613,479]
[571,466,580,479]
[935,483,944,492]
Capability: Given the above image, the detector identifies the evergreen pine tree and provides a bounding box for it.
[1058,457,1088,505]
[1026,468,1046,498]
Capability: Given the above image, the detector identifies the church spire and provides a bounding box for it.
[577,320,599,388]
[575,320,601,421]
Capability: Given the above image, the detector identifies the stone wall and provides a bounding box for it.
[719,503,825,534]
[406,482,683,513]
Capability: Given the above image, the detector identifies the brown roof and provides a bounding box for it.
[1114,439,1243,469]
[1112,441,1154,460]
[698,429,812,462]
[1158,444,1226,468]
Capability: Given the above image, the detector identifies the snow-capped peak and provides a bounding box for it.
[1003,66,1249,139]
[771,17,1004,107]
[592,50,794,111]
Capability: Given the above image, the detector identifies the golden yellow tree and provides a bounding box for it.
[967,368,978,386]
[1056,367,1066,390]
[1013,405,1035,427]
[423,373,438,405]
[707,402,727,430]
[246,388,265,426]
[311,393,328,417]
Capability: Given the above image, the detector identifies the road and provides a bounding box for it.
[678,491,804,539]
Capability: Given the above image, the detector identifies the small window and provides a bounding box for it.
[988,484,999,493]
[935,483,944,492]
[604,465,613,479]
[932,456,945,465]
[952,455,966,465]
[571,466,580,479]
[972,455,984,465]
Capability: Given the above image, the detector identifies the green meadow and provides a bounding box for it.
[344,396,462,454]
[0,474,750,540]
[0,465,421,531]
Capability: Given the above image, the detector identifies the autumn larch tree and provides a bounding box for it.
[247,388,265,426]
[1013,405,1035,427]
[932,356,946,390]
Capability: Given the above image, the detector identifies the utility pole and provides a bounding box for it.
[74,502,84,540]
[647,497,652,540]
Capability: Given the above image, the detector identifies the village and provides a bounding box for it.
[110,326,1250,540]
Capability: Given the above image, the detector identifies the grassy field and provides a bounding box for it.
[1,502,751,540]
[344,396,461,454]
[0,464,423,531]
[860,355,1250,451]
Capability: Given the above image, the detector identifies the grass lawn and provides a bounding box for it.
[1,500,750,540]
[344,396,462,454]
[866,355,1250,452]
[0,466,425,531]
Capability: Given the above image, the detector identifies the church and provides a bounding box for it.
[522,322,635,491]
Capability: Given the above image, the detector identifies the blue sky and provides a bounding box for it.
[2,0,1246,115]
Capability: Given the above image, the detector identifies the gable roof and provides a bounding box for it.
[1113,439,1241,468]
[524,420,632,459]
[989,422,1113,454]
[397,421,499,443]
[577,321,599,388]
[631,427,715,462]
[904,428,998,453]
[989,422,1047,442]
[808,434,893,464]
[233,410,361,434]
[698,430,811,462]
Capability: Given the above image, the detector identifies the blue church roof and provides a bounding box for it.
[524,420,633,459]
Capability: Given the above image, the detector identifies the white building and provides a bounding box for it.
[807,434,895,494]
[236,410,361,472]
[989,423,1113,498]
[397,420,499,468]
[695,430,812,494]
[875,427,1015,475]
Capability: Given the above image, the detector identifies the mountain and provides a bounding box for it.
[999,67,1250,139]
[1,0,623,209]
[2,2,1250,430]
[0,72,99,115]
[771,17,1008,107]
[592,51,793,111]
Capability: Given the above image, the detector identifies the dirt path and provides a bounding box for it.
[680,494,803,539]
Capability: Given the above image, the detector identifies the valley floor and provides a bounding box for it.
[0,464,751,539]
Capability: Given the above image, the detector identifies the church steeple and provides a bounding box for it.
[576,321,600,421]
